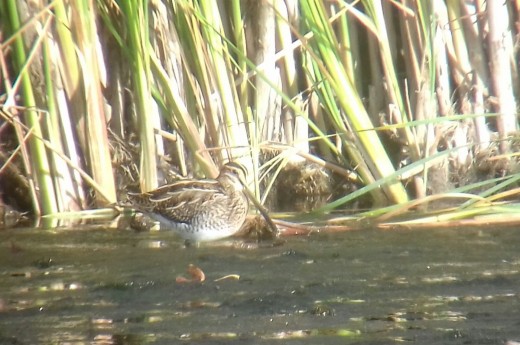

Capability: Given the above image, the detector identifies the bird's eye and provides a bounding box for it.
[225,162,248,180]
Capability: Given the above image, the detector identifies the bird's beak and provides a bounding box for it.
[239,178,278,237]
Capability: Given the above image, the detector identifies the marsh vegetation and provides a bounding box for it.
[1,1,520,229]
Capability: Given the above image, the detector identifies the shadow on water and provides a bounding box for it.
[1,225,520,344]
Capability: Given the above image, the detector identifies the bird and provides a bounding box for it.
[127,162,250,242]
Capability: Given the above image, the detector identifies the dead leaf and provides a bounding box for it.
[176,264,205,284]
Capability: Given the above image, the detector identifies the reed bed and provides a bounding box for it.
[0,0,519,227]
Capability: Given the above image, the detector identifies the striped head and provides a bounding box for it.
[217,162,248,190]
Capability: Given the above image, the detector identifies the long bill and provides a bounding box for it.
[239,182,279,237]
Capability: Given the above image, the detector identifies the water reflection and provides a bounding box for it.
[1,226,520,344]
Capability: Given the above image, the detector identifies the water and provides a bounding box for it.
[1,225,520,344]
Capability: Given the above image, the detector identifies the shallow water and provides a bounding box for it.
[1,225,520,344]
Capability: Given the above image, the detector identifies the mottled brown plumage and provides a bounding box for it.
[128,162,249,242]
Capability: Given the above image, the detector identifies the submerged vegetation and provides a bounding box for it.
[1,0,520,228]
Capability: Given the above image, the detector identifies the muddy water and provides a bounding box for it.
[1,225,520,344]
